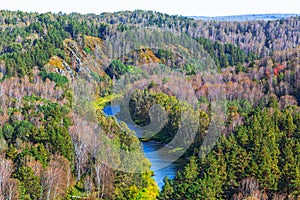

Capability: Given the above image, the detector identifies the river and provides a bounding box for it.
[103,105,186,190]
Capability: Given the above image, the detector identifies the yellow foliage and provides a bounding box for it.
[93,94,122,110]
[138,49,161,65]
[84,36,105,51]
[138,177,159,200]
[47,56,65,69]
[25,33,39,41]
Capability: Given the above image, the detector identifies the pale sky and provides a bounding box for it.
[0,0,299,17]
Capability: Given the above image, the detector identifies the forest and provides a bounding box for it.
[0,9,299,200]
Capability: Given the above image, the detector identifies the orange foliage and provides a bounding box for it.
[48,56,65,70]
[84,36,105,51]
[273,64,285,76]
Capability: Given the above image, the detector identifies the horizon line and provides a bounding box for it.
[1,9,300,18]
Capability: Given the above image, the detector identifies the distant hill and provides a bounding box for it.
[189,14,299,21]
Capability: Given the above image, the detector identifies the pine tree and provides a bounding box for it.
[160,177,174,200]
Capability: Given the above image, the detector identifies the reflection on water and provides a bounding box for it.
[103,105,185,190]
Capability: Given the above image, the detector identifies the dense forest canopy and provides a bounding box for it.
[0,9,299,200]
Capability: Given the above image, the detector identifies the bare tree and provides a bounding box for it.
[4,178,20,200]
[84,175,94,197]
[41,156,71,200]
[73,137,88,181]
[0,156,13,200]
[93,159,114,199]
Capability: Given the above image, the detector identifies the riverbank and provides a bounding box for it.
[102,104,186,190]
[93,94,122,110]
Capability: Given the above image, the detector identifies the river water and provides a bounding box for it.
[103,105,186,190]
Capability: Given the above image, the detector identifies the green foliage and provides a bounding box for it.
[105,60,127,79]
[15,166,42,200]
[2,96,75,198]
[96,111,159,199]
[0,10,103,78]
[196,37,255,68]
[3,124,14,143]
[0,9,299,200]
[226,99,253,116]
[183,63,196,75]
[40,71,68,86]
[161,102,300,199]
[129,89,203,144]
[90,71,104,82]
[83,46,91,54]
[2,96,74,163]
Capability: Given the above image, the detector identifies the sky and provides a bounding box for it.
[0,0,299,17]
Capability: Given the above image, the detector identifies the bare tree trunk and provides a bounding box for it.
[0,156,13,197]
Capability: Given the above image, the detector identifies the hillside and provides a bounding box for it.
[189,14,299,21]
[0,9,299,200]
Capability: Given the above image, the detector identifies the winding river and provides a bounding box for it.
[103,105,186,190]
